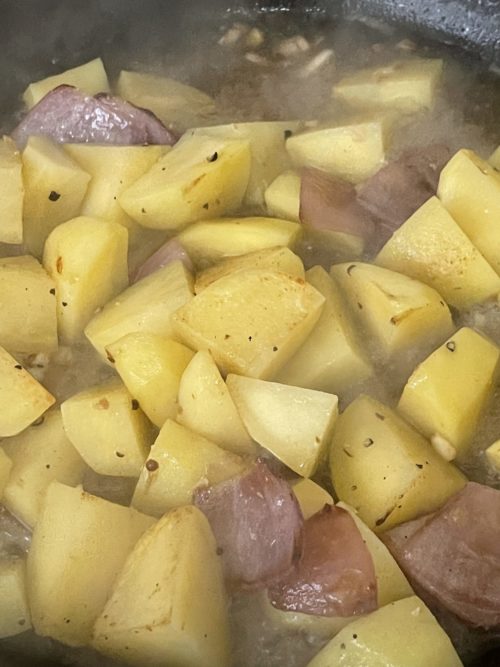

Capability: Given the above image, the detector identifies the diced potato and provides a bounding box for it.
[119,134,251,230]
[485,439,500,474]
[276,266,372,395]
[1,409,86,528]
[291,478,333,519]
[0,136,23,244]
[0,346,55,437]
[132,419,244,517]
[43,216,129,344]
[438,149,500,274]
[398,328,500,460]
[61,381,153,477]
[0,559,31,639]
[27,481,155,646]
[22,136,90,258]
[106,334,194,429]
[93,506,231,667]
[306,596,463,667]
[116,69,217,132]
[179,216,301,266]
[177,350,256,456]
[227,374,338,477]
[85,260,194,361]
[23,58,109,107]
[0,448,12,497]
[333,58,443,112]
[286,117,389,183]
[191,121,299,207]
[376,196,500,309]
[172,268,325,379]
[264,169,300,222]
[0,256,57,355]
[331,262,453,361]
[330,394,466,532]
[194,246,304,293]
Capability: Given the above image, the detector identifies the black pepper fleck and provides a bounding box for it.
[106,351,115,364]
[272,346,278,352]
[61,301,68,307]
[207,151,218,163]
[375,412,385,421]
[131,399,140,410]
[146,459,159,472]
[49,288,56,295]
[14,364,22,370]
[202,203,209,210]
[416,463,423,469]
[363,438,374,447]
[284,129,293,140]
[48,190,61,202]
[346,264,356,275]
[343,448,353,458]
[115,451,125,458]
[446,341,456,352]
[216,546,224,556]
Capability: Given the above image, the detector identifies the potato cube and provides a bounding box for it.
[398,327,500,460]
[119,134,251,230]
[93,506,231,667]
[0,559,31,639]
[1,409,86,527]
[333,58,443,112]
[485,439,500,474]
[330,394,466,532]
[116,69,217,132]
[106,334,194,428]
[286,117,389,183]
[376,196,500,309]
[178,216,301,266]
[0,256,58,355]
[291,478,333,519]
[0,136,23,244]
[331,262,453,361]
[0,448,12,497]
[306,596,462,667]
[275,266,372,395]
[23,58,109,107]
[191,121,299,207]
[22,136,90,258]
[194,246,304,293]
[61,381,153,477]
[227,374,338,477]
[85,259,194,361]
[27,481,155,646]
[43,216,129,344]
[172,268,325,379]
[264,169,300,222]
[438,149,500,274]
[0,346,55,437]
[132,419,244,517]
[177,350,256,456]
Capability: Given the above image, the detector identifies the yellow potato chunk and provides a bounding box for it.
[0,346,55,437]
[23,58,109,107]
[43,216,129,344]
[106,333,194,429]
[85,260,194,362]
[330,394,466,532]
[116,70,217,132]
[27,482,154,646]
[178,216,301,266]
[0,559,31,639]
[331,262,453,361]
[119,134,251,230]
[306,596,462,667]
[264,169,300,222]
[227,374,338,477]
[2,409,86,528]
[485,439,500,474]
[93,506,231,667]
[0,136,23,244]
[0,256,58,355]
[291,478,333,520]
[172,268,325,379]
[438,149,500,274]
[333,58,443,112]
[398,327,500,460]
[276,266,372,394]
[61,381,153,477]
[286,117,389,183]
[0,448,12,498]
[132,419,244,517]
[376,196,500,309]
[177,350,256,456]
[22,136,90,258]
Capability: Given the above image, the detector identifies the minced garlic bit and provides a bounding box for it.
[276,35,310,58]
[431,433,456,462]
[298,49,335,78]
[244,52,269,66]
[246,27,265,49]
[218,23,249,47]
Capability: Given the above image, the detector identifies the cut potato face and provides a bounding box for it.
[0,136,23,244]
[93,505,231,667]
[0,559,31,639]
[291,478,334,520]
[264,169,301,222]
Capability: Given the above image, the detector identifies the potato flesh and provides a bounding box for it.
[0,448,12,498]
[172,268,325,379]
[291,478,334,520]
[0,559,31,639]
[92,506,231,667]
[485,439,500,474]
[264,169,301,222]
[0,136,23,244]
